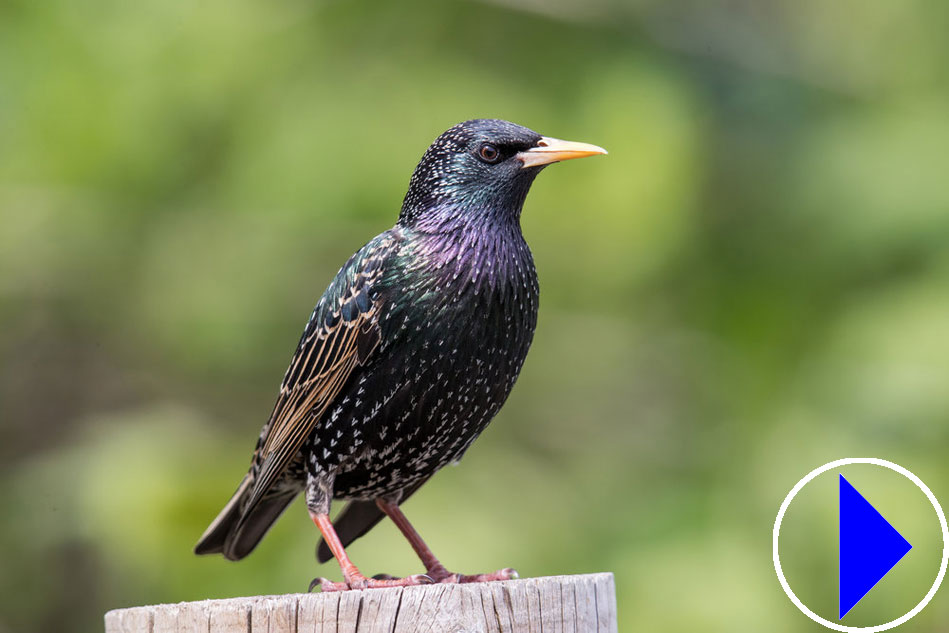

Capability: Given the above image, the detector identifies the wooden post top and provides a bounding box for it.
[105,572,617,633]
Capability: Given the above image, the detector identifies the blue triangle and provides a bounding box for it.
[839,474,912,619]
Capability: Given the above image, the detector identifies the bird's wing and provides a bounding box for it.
[239,232,399,523]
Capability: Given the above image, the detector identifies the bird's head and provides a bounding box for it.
[399,119,606,229]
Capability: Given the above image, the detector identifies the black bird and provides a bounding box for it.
[195,119,606,591]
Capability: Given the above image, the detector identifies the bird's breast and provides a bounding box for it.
[323,227,540,499]
[390,227,539,353]
[379,233,536,408]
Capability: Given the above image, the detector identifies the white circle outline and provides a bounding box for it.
[773,457,949,632]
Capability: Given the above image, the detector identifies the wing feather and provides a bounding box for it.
[237,233,397,525]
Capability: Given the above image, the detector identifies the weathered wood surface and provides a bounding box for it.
[105,573,617,633]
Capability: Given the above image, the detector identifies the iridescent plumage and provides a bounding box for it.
[196,119,605,589]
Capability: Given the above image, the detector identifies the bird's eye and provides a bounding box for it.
[478,143,501,163]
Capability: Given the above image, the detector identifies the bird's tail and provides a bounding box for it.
[195,474,300,561]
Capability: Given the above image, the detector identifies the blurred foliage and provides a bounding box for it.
[1,0,948,631]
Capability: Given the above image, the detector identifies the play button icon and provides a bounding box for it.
[774,458,949,631]
[839,474,913,619]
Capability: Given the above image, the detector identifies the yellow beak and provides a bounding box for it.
[517,136,608,169]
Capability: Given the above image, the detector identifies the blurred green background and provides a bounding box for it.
[2,0,948,631]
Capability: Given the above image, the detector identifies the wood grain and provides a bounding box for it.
[104,573,617,633]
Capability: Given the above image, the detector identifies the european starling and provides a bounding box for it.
[195,119,606,591]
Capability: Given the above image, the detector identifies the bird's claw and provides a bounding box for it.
[310,573,434,592]
[430,567,519,584]
[308,577,326,593]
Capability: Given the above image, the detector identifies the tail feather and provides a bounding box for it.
[194,475,252,556]
[195,475,301,561]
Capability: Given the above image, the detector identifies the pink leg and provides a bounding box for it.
[310,512,433,592]
[375,499,518,584]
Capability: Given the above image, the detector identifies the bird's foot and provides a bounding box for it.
[428,565,519,584]
[309,572,434,592]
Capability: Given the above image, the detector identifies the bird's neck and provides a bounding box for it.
[399,206,535,295]
[398,169,536,227]
[402,201,523,236]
